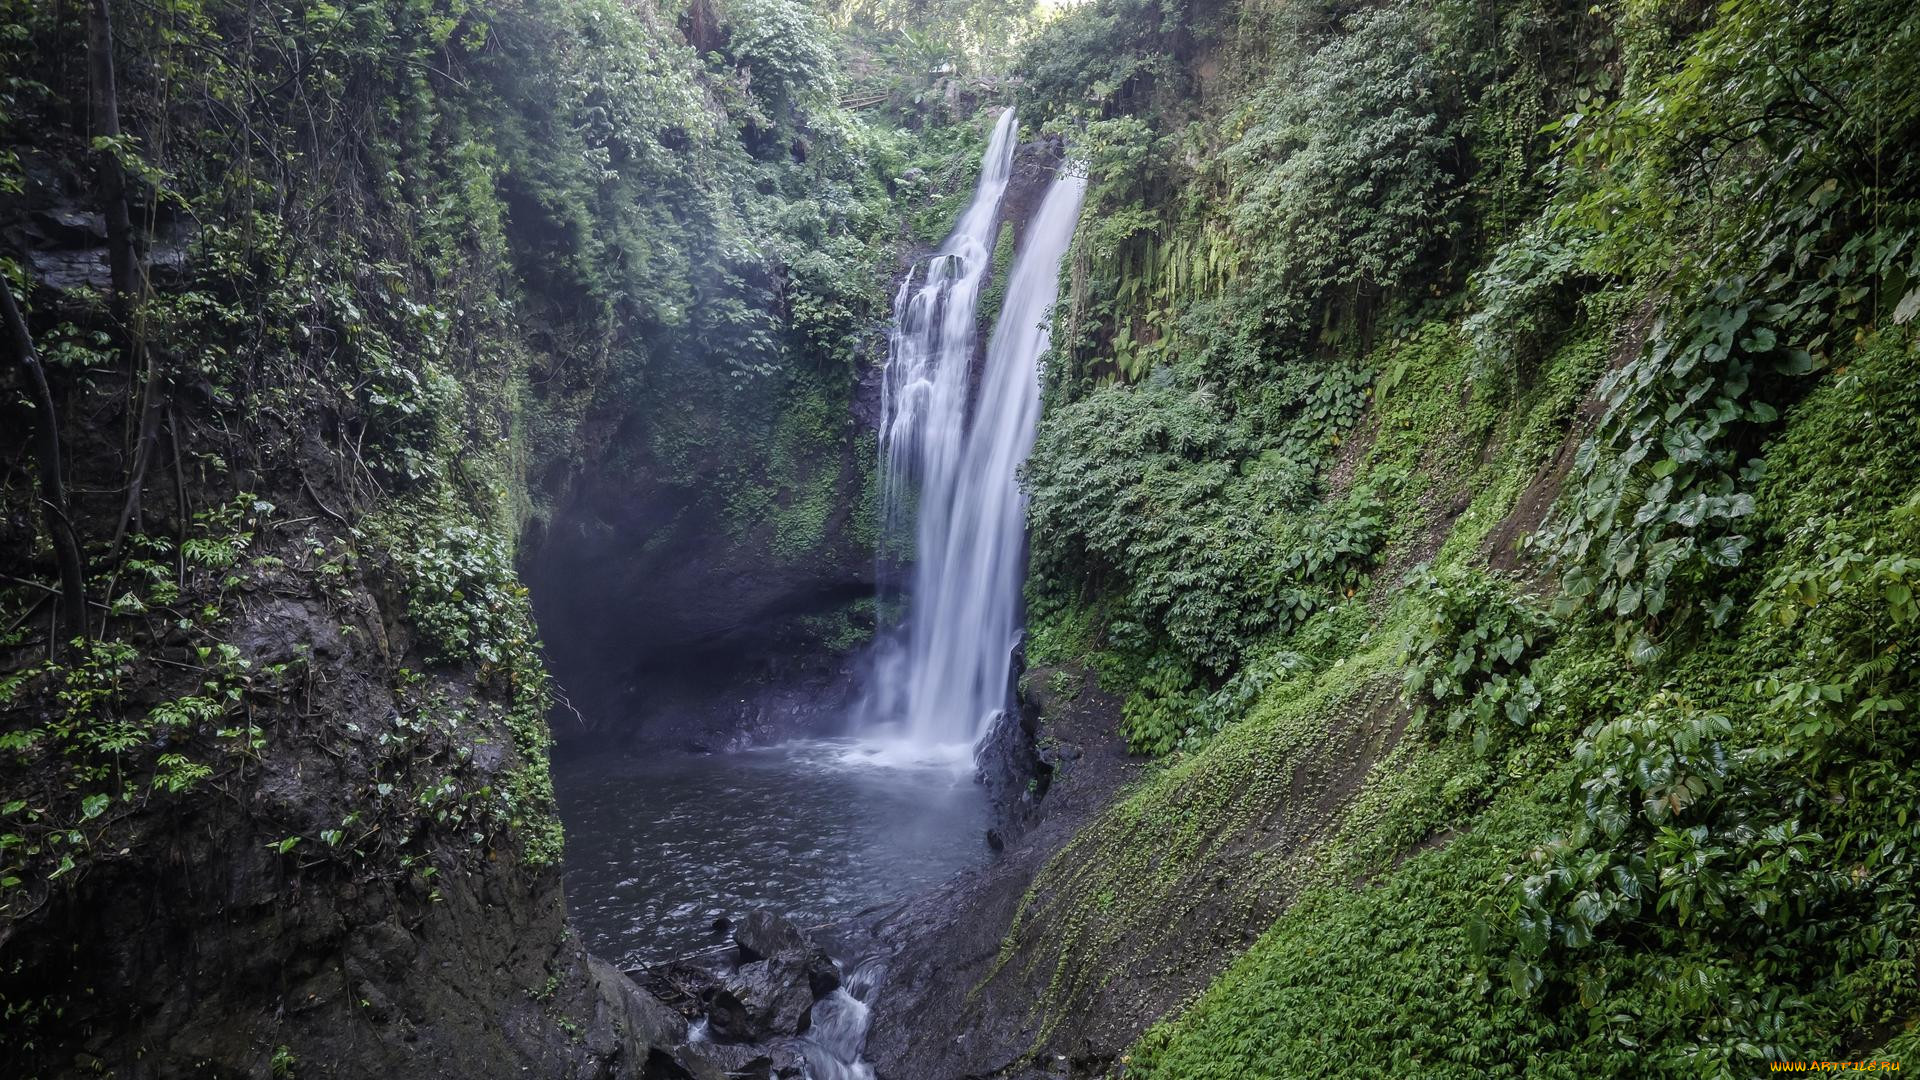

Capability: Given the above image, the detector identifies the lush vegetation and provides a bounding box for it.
[0,0,1026,1068]
[1010,0,1920,1073]
[6,0,1917,1072]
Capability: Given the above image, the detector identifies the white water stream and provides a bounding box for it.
[865,110,1088,763]
[804,115,1085,1077]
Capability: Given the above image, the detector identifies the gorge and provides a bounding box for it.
[3,0,1919,1078]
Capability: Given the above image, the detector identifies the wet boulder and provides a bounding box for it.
[718,960,815,1041]
[734,909,808,962]
[704,910,843,1043]
[733,909,839,997]
[803,949,841,998]
[975,706,1049,844]
[678,1041,775,1080]
[701,987,754,1044]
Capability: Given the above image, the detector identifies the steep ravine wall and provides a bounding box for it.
[524,372,882,753]
[0,0,992,1075]
[0,179,675,1079]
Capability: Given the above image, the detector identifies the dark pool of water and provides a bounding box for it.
[554,738,991,967]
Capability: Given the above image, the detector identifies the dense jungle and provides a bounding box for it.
[1,0,1917,1076]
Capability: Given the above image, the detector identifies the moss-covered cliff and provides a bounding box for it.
[868,0,1920,1076]
[0,0,1006,1072]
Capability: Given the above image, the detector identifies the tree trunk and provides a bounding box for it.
[1,275,89,652]
[87,0,138,306]
[87,0,165,560]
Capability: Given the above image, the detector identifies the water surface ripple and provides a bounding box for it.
[556,739,989,966]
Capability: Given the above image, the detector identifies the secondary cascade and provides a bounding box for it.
[869,108,1088,756]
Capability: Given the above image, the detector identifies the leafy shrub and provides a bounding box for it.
[1462,219,1595,393]
[1115,651,1205,756]
[380,513,533,667]
[726,0,838,123]
[1221,2,1464,353]
[1402,566,1553,754]
[1535,283,1792,644]
[1269,491,1383,635]
[1533,0,1920,648]
[1017,0,1184,120]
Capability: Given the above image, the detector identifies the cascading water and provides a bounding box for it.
[876,108,1019,550]
[867,112,1088,758]
[798,957,888,1080]
[560,114,1088,1080]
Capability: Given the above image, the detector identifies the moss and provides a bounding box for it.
[501,647,565,868]
[764,381,849,561]
[795,597,879,653]
[988,630,1412,1046]
[1128,788,1566,1080]
[1754,331,1920,535]
[848,431,883,554]
[978,220,1017,331]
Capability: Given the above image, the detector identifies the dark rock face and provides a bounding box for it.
[803,950,843,999]
[976,708,1048,841]
[736,907,811,961]
[0,157,684,1080]
[712,962,816,1042]
[732,909,842,1003]
[999,137,1070,256]
[0,529,680,1079]
[974,640,1054,845]
[711,910,847,1043]
[525,404,876,753]
[677,1042,771,1080]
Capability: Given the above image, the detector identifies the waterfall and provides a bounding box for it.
[875,109,1019,562]
[868,111,1088,757]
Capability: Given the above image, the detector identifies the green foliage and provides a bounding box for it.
[378,513,525,667]
[1463,220,1596,393]
[825,0,1037,80]
[1004,0,1920,1072]
[1026,369,1352,681]
[0,632,270,903]
[991,647,1413,1052]
[1536,282,1803,644]
[368,504,562,865]
[500,646,565,868]
[1402,567,1553,754]
[1220,2,1463,350]
[726,0,838,121]
[977,221,1016,332]
[1018,0,1184,120]
[1755,331,1920,532]
[1118,321,1920,1078]
[1128,796,1558,1080]
[1533,0,1920,647]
